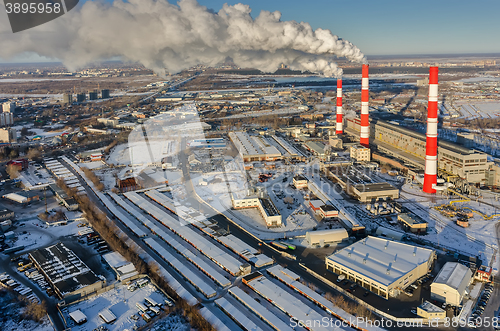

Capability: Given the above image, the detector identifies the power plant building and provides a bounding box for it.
[350,144,371,162]
[346,118,490,184]
[325,236,436,299]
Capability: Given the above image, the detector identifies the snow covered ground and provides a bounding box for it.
[0,289,53,331]
[398,183,499,272]
[80,161,106,170]
[62,281,172,331]
[3,216,82,255]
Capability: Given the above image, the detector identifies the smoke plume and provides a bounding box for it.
[0,0,366,77]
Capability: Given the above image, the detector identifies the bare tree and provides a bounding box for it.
[6,164,19,179]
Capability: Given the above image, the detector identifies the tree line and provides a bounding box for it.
[56,180,214,330]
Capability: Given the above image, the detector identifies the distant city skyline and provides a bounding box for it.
[1,0,499,63]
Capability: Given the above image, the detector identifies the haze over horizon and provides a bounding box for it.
[0,0,499,68]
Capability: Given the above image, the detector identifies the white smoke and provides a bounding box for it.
[0,0,366,77]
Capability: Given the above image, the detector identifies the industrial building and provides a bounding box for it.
[346,118,491,184]
[350,182,399,203]
[417,301,446,320]
[188,138,226,149]
[102,252,138,281]
[29,242,104,300]
[229,132,281,162]
[305,228,348,246]
[398,213,428,234]
[231,194,282,227]
[0,208,14,221]
[430,262,472,306]
[292,175,308,189]
[350,144,371,162]
[304,141,327,158]
[325,236,436,299]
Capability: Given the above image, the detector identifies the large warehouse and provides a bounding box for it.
[325,236,436,299]
[229,131,281,162]
[430,262,473,306]
[29,242,104,300]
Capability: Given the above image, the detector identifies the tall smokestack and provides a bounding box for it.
[360,64,370,147]
[423,66,439,194]
[336,79,343,134]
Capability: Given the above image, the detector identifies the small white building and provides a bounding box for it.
[69,310,87,325]
[431,262,473,306]
[306,228,348,246]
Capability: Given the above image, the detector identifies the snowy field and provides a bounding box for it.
[398,183,499,273]
[62,281,171,331]
[3,216,82,256]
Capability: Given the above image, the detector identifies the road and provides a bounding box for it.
[0,229,66,331]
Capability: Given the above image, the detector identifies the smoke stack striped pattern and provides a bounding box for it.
[359,64,370,147]
[423,66,439,194]
[336,79,343,134]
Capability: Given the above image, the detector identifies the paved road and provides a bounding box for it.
[0,246,65,331]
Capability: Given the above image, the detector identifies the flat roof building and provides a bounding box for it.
[398,213,428,234]
[231,194,282,228]
[351,182,399,203]
[431,262,472,306]
[372,120,490,184]
[293,175,308,189]
[417,301,446,320]
[326,236,436,299]
[229,132,281,162]
[29,242,104,300]
[350,144,371,162]
[306,228,348,246]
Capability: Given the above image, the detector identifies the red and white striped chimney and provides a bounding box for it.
[336,79,343,134]
[423,66,439,194]
[360,64,370,147]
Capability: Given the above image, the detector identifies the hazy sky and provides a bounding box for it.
[1,0,499,63]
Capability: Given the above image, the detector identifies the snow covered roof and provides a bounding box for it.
[102,252,129,269]
[432,262,472,293]
[98,308,116,323]
[69,309,87,324]
[326,236,435,287]
[29,242,101,297]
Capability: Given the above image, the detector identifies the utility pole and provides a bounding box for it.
[44,187,48,214]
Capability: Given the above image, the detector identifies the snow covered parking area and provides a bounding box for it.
[61,281,171,331]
